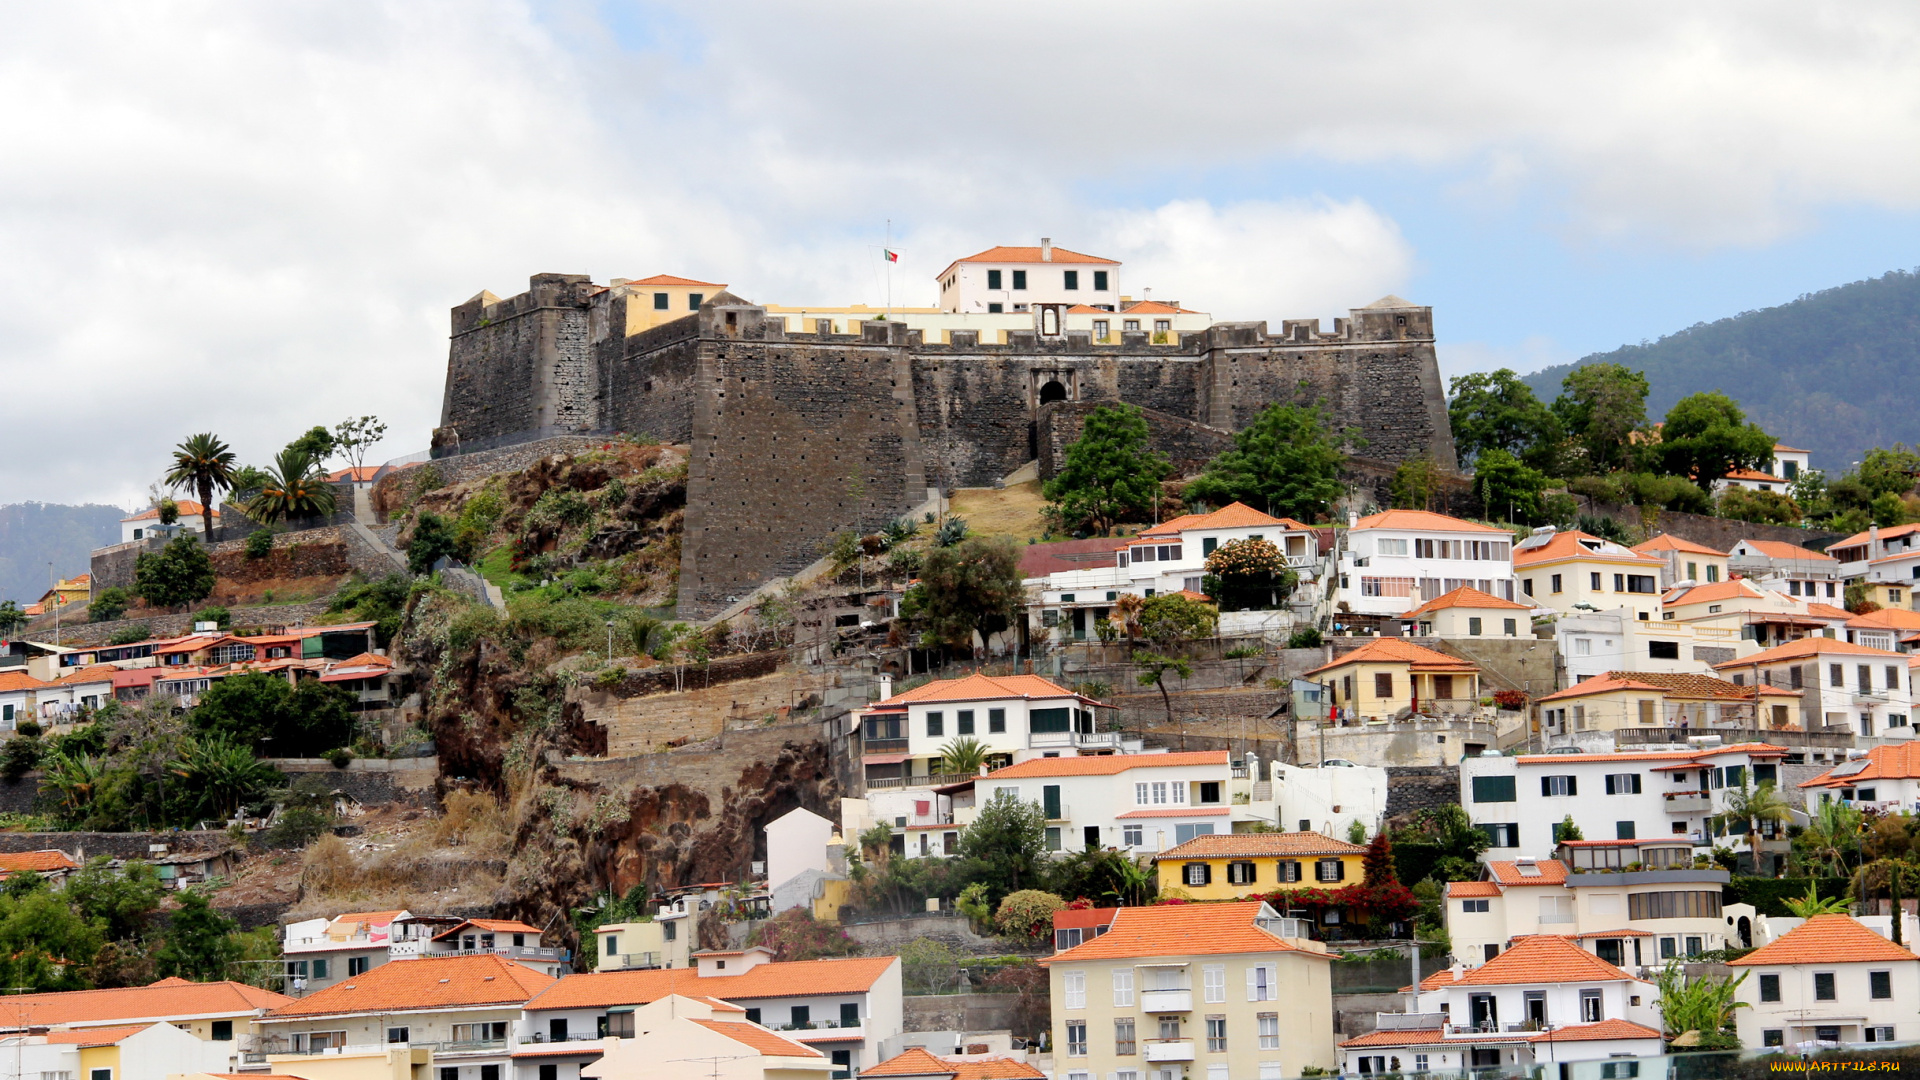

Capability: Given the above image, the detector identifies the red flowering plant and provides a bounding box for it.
[1492,689,1529,711]
[1258,833,1421,935]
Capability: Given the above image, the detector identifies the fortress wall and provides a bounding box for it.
[909,351,1056,490]
[440,274,598,445]
[606,314,702,444]
[679,312,927,616]
[1036,400,1235,481]
[1206,341,1454,466]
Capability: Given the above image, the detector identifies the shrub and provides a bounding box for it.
[244,530,274,559]
[88,587,130,623]
[992,889,1065,941]
[132,536,215,609]
[407,511,458,574]
[0,737,42,781]
[327,748,352,769]
[1719,487,1803,525]
[1286,627,1323,649]
[193,606,230,630]
[934,517,969,548]
[107,622,151,646]
[1492,689,1529,710]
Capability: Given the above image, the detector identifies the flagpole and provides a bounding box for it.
[885,219,892,318]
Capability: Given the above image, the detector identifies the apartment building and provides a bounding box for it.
[1798,741,1920,813]
[1444,854,1753,967]
[935,241,1119,315]
[1710,637,1913,737]
[1537,672,1800,740]
[1341,936,1662,1075]
[1512,529,1667,622]
[581,995,831,1080]
[1728,540,1841,601]
[1553,611,1728,686]
[1844,608,1920,652]
[1730,915,1920,1049]
[857,674,1115,790]
[1459,743,1790,860]
[1630,534,1728,588]
[1337,510,1516,617]
[971,751,1233,855]
[1154,832,1367,906]
[1040,901,1336,1080]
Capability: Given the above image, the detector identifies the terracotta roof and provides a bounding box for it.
[0,850,78,874]
[1041,901,1323,964]
[862,1049,1045,1079]
[1118,300,1201,315]
[1018,538,1128,578]
[1303,638,1479,676]
[1596,670,1798,701]
[265,953,553,1018]
[1723,468,1788,484]
[1157,831,1364,860]
[525,957,898,1011]
[1800,743,1920,788]
[431,919,543,941]
[939,246,1119,279]
[875,673,1089,707]
[1350,510,1508,534]
[1485,861,1568,886]
[1052,908,1118,930]
[1431,934,1640,986]
[626,274,726,288]
[1808,602,1854,619]
[123,502,217,522]
[0,979,289,1025]
[325,467,382,482]
[44,1024,151,1045]
[1633,534,1728,557]
[1513,531,1664,569]
[1536,675,1668,702]
[1403,587,1532,617]
[1737,539,1837,563]
[1513,743,1786,765]
[1530,1018,1663,1043]
[1832,523,1920,551]
[1662,578,1773,606]
[1447,881,1502,898]
[690,1018,823,1058]
[51,664,119,687]
[0,671,50,692]
[1139,501,1303,536]
[1729,915,1920,966]
[1712,637,1905,669]
[1847,608,1920,630]
[985,751,1225,779]
[1339,1028,1445,1049]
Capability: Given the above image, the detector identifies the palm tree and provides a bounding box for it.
[1713,781,1793,877]
[1850,859,1920,944]
[937,736,990,777]
[246,447,338,525]
[169,735,283,822]
[164,433,238,538]
[1797,798,1864,878]
[1782,879,1852,917]
[40,754,104,820]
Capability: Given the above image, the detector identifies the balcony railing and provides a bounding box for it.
[775,1019,863,1032]
[1140,989,1193,1012]
[602,952,662,970]
[1665,792,1711,813]
[1144,1039,1195,1062]
[1029,730,1120,749]
[435,945,567,962]
[272,1039,509,1057]
[863,738,909,755]
[526,1034,604,1044]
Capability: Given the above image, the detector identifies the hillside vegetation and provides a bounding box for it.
[1524,269,1920,471]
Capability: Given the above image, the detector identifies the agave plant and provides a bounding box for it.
[246,447,338,525]
[163,433,238,537]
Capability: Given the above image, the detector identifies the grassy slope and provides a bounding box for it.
[947,479,1051,542]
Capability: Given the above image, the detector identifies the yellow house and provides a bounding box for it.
[1154,831,1368,900]
[180,1049,430,1080]
[1304,638,1482,721]
[607,274,729,333]
[1400,586,1534,638]
[1537,671,1802,736]
[1514,529,1668,621]
[1632,533,1729,586]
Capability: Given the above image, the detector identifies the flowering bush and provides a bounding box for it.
[1492,689,1529,711]
[1202,538,1298,612]
[993,890,1066,941]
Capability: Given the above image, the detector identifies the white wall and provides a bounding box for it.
[1338,526,1515,617]
[1736,960,1920,1047]
[766,807,834,897]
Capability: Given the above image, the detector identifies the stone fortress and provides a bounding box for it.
[436,243,1456,617]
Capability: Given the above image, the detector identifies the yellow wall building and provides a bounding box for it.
[1537,671,1802,736]
[1400,586,1535,638]
[1155,832,1368,901]
[1632,534,1729,587]
[1304,638,1482,721]
[1514,530,1668,621]
[608,274,729,333]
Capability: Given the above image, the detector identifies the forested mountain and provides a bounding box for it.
[0,503,126,604]
[1523,269,1920,472]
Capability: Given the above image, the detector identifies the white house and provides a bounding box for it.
[1728,539,1842,602]
[120,501,219,543]
[1829,524,1920,605]
[1512,529,1668,622]
[972,750,1235,855]
[1445,855,1756,968]
[1770,444,1813,482]
[1631,534,1729,589]
[580,994,831,1080]
[1336,510,1516,618]
[765,806,836,913]
[281,910,561,992]
[1844,608,1920,653]
[1797,741,1920,813]
[1714,467,1794,494]
[1459,743,1791,860]
[1554,610,1730,686]
[0,670,49,730]
[934,241,1120,315]
[1710,637,1914,738]
[1340,935,1662,1076]
[11,1021,237,1080]
[1729,914,1920,1049]
[1398,587,1536,640]
[856,674,1115,789]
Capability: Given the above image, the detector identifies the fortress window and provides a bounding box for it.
[988,270,1003,290]
[1012,270,1027,290]
[1094,271,1109,291]
[689,293,704,309]
[1063,271,1079,290]
[654,292,669,310]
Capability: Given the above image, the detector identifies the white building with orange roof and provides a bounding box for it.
[583,993,833,1080]
[0,668,50,730]
[1512,528,1667,622]
[1630,533,1728,588]
[1843,606,1920,653]
[971,751,1238,856]
[121,503,219,543]
[934,241,1120,315]
[1729,914,1920,1049]
[0,976,291,1044]
[1711,636,1914,738]
[280,910,476,993]
[859,1047,1041,1080]
[1797,742,1920,814]
[1461,742,1791,861]
[1728,538,1843,601]
[1398,586,1536,639]
[1341,935,1662,1075]
[15,1020,238,1080]
[1713,466,1794,494]
[1337,509,1515,617]
[1039,900,1336,1080]
[1302,638,1484,722]
[1536,671,1801,744]
[855,674,1117,791]
[1443,852,1755,969]
[1658,576,1847,658]
[1828,523,1920,609]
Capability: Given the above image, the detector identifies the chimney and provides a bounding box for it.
[1040,238,1053,262]
[1871,524,1881,556]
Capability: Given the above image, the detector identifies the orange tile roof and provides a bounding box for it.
[1018,537,1130,578]
[1596,670,1797,701]
[627,274,726,287]
[431,918,543,941]
[1530,1018,1663,1043]
[985,751,1225,779]
[1832,523,1920,551]
[690,1018,823,1058]
[0,850,79,874]
[1432,934,1640,986]
[1485,861,1569,886]
[1513,530,1664,569]
[325,467,383,483]
[0,979,289,1025]
[1723,468,1788,483]
[1157,831,1364,860]
[1738,539,1837,563]
[1339,1028,1447,1049]
[123,502,217,522]
[52,664,119,686]
[1847,608,1920,630]
[1447,881,1502,898]
[1633,534,1728,557]
[0,671,50,693]
[1402,586,1532,616]
[940,246,1119,278]
[44,1024,151,1045]
[1041,901,1324,964]
[525,957,899,1011]
[1350,510,1508,534]
[1712,636,1905,669]
[1808,602,1854,619]
[1138,501,1303,536]
[1303,638,1479,676]
[1537,675,1667,702]
[1118,300,1201,315]
[863,1048,1047,1079]
[875,673,1089,707]
[265,953,553,1018]
[1799,743,1920,788]
[1729,915,1919,966]
[1662,578,1772,606]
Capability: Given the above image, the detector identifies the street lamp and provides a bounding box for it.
[605,620,616,662]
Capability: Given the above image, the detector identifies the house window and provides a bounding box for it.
[1063,271,1079,290]
[1592,572,1603,590]
[1504,618,1517,636]
[1011,270,1027,290]
[1580,988,1602,1022]
[988,303,1003,313]
[1315,858,1345,882]
[1258,1013,1279,1049]
[1122,824,1143,846]
[1094,271,1108,290]
[1469,617,1483,635]
[1867,1026,1897,1043]
[1649,640,1679,659]
[1832,664,1844,688]
[211,1021,233,1041]
[1113,968,1135,1006]
[1206,1016,1227,1052]
[1226,861,1257,885]
[1462,898,1489,913]
[1551,574,1563,593]
[687,293,703,310]
[1480,823,1520,847]
[1523,578,1534,596]
[1374,673,1393,698]
[1814,972,1836,1000]
[956,710,974,735]
[387,1027,409,1044]
[1046,827,1062,851]
[1203,965,1226,1003]
[1472,775,1517,802]
[1184,863,1211,886]
[1063,971,1087,1008]
[348,956,369,976]
[987,270,1002,289]
[926,711,943,737]
[1872,970,1893,999]
[1604,773,1642,794]
[1759,974,1780,1001]
[1616,821,1636,840]
[1764,1030,1784,1047]
[1065,1020,1087,1056]
[1114,1017,1135,1054]
[1198,781,1221,804]
[540,1066,558,1080]
[653,292,669,310]
[1542,775,1576,797]
[1093,319,1108,340]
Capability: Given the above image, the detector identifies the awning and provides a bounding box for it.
[862,753,911,765]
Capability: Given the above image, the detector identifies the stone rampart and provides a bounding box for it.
[1037,400,1234,482]
[37,600,334,649]
[1384,765,1463,819]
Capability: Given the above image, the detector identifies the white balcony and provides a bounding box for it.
[1144,1040,1195,1062]
[1140,989,1193,1013]
[1665,792,1710,814]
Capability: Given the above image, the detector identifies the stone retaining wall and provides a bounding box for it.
[1384,765,1462,820]
[40,600,334,649]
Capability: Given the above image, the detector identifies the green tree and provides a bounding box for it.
[936,736,990,776]
[168,735,286,822]
[1552,363,1650,474]
[992,890,1065,941]
[1658,392,1776,485]
[1184,400,1356,522]
[1390,456,1445,511]
[65,858,164,942]
[1134,653,1194,743]
[1555,815,1584,842]
[1041,404,1171,536]
[190,672,354,756]
[285,425,337,461]
[163,433,238,538]
[1136,593,1220,645]
[1795,800,1863,878]
[0,889,105,990]
[154,891,239,981]
[0,601,26,638]
[1201,539,1295,612]
[1871,491,1912,527]
[246,447,338,525]
[901,537,1023,652]
[1654,960,1747,1049]
[1447,369,1561,469]
[1473,449,1550,524]
[131,536,216,609]
[1857,444,1920,498]
[957,790,1049,905]
[407,510,458,574]
[89,586,131,623]
[332,416,388,472]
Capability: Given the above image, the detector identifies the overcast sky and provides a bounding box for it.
[6,1,1920,508]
